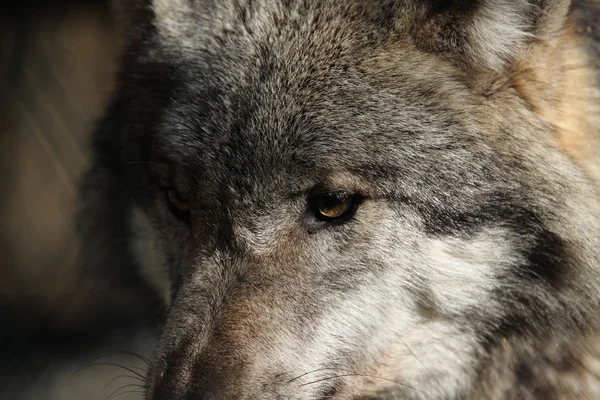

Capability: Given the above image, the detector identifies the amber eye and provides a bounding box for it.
[166,189,191,224]
[312,192,360,222]
[167,190,190,212]
[317,193,352,218]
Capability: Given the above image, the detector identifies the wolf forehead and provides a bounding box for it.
[124,1,499,194]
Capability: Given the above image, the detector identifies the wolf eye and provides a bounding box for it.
[166,189,191,223]
[311,192,360,222]
[167,190,190,212]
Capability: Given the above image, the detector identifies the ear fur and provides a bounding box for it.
[111,0,572,72]
[408,0,572,71]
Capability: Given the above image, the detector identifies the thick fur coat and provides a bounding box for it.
[77,0,600,398]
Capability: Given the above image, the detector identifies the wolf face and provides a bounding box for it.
[80,0,600,398]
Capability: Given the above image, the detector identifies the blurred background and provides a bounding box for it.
[0,1,158,399]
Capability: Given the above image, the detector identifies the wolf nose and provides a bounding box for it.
[148,358,222,400]
[151,391,217,400]
[149,378,218,400]
[184,395,217,400]
[150,379,221,400]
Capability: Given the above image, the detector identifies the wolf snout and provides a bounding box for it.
[149,375,219,400]
[151,388,216,400]
[146,347,239,400]
[148,369,219,400]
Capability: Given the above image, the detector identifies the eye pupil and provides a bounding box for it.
[167,190,190,212]
[316,193,353,219]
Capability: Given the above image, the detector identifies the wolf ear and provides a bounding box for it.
[408,0,571,71]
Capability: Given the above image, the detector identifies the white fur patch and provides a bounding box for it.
[130,206,172,305]
[468,0,532,70]
[423,227,519,312]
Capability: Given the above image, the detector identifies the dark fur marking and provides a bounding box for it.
[522,228,570,290]
[478,227,573,355]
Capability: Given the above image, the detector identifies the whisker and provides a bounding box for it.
[274,371,293,378]
[105,383,145,400]
[397,336,446,397]
[72,362,147,381]
[102,374,146,392]
[125,388,146,399]
[86,351,151,366]
[287,367,351,384]
[298,373,430,397]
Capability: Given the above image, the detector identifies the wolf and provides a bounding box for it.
[78,0,600,398]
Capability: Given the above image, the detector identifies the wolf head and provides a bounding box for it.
[83,0,600,398]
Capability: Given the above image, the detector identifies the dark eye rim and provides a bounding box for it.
[165,189,192,224]
[307,190,363,225]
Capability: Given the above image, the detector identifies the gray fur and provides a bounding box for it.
[80,0,600,398]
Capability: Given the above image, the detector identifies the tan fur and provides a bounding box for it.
[69,1,600,399]
[510,19,600,186]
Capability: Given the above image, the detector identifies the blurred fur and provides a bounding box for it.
[0,3,161,399]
